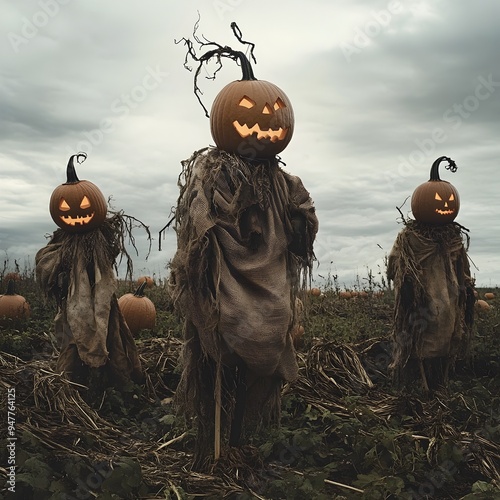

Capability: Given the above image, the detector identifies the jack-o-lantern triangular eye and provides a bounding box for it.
[238,96,255,109]
[80,196,91,209]
[274,98,286,111]
[449,194,455,201]
[435,192,442,201]
[262,104,273,114]
[59,198,70,211]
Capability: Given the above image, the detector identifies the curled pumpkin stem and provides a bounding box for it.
[65,152,87,183]
[430,156,457,181]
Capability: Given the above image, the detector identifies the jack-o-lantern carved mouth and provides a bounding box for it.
[435,209,455,215]
[60,213,95,226]
[232,121,288,143]
[58,195,95,226]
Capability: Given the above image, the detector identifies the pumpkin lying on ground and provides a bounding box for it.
[476,299,491,312]
[0,279,30,325]
[118,281,156,335]
[484,292,495,300]
[137,276,154,288]
[4,272,21,282]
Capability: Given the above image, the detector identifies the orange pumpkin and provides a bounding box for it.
[210,52,294,159]
[411,156,460,225]
[4,272,21,282]
[49,153,107,233]
[0,280,30,325]
[484,292,495,300]
[118,282,156,335]
[475,299,491,312]
[137,276,154,288]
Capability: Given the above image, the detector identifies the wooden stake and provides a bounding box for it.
[443,358,450,386]
[229,362,247,447]
[419,359,429,392]
[214,362,222,461]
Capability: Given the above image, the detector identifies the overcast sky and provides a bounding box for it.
[1,1,499,288]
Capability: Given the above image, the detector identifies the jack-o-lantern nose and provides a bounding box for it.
[444,201,448,207]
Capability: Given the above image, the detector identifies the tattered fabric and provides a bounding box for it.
[387,221,475,385]
[35,219,143,386]
[169,147,318,442]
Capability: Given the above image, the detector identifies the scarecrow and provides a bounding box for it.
[35,153,144,391]
[387,156,475,391]
[168,22,318,468]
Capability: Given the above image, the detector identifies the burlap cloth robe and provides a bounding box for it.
[170,147,318,428]
[35,222,143,386]
[387,221,475,383]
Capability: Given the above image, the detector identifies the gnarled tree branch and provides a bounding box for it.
[175,15,257,117]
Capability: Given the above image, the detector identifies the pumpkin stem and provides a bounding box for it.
[234,50,256,81]
[5,279,17,296]
[430,156,457,181]
[66,152,87,184]
[134,281,148,297]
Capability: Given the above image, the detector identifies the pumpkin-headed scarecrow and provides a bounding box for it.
[169,23,318,468]
[387,156,475,391]
[35,153,143,390]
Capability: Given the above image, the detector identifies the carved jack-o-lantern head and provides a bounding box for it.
[210,52,294,159]
[411,156,460,225]
[49,153,107,233]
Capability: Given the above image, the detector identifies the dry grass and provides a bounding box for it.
[1,270,499,498]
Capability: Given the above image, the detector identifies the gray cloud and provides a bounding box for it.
[1,1,499,287]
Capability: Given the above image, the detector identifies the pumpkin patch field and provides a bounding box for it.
[1,268,499,499]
